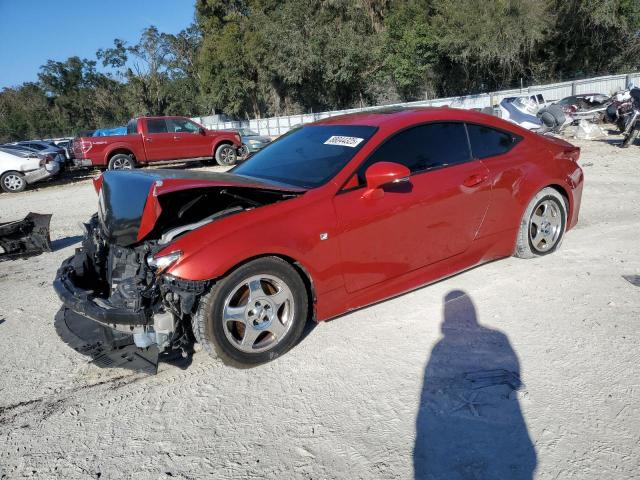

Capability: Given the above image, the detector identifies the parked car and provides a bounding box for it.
[234,128,272,157]
[54,107,583,371]
[0,147,61,193]
[52,139,74,160]
[4,141,68,166]
[72,116,242,170]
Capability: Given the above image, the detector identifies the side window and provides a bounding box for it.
[167,118,200,133]
[356,122,470,185]
[147,119,168,134]
[466,123,518,159]
[126,120,138,134]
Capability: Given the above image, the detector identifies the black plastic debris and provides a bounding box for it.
[54,308,159,375]
[622,275,640,287]
[0,212,52,260]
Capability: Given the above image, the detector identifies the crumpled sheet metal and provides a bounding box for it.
[0,212,52,260]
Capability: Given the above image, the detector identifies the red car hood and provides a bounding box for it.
[94,169,304,247]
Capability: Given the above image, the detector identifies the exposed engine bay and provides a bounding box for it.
[54,171,302,373]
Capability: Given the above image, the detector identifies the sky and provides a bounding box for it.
[0,0,195,89]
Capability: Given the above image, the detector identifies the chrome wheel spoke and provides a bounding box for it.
[247,279,265,302]
[265,318,287,339]
[223,304,245,323]
[269,289,290,309]
[240,326,262,348]
[531,212,545,226]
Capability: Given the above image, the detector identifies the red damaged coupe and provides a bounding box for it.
[54,107,583,370]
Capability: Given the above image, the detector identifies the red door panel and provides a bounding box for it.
[333,160,491,293]
[166,118,212,158]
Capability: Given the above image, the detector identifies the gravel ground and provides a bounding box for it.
[0,140,639,480]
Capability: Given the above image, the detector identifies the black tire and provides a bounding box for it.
[192,257,309,367]
[1,171,27,193]
[514,187,567,259]
[547,104,566,126]
[539,111,557,128]
[214,143,237,166]
[107,153,135,170]
[621,129,639,148]
[238,144,249,159]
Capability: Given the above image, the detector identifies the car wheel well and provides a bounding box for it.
[213,140,233,154]
[107,149,135,162]
[219,254,317,322]
[547,183,570,216]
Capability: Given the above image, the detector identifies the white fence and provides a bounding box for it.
[193,72,640,137]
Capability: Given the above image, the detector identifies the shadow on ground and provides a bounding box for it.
[414,290,536,479]
[51,235,83,251]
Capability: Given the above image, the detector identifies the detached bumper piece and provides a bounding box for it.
[54,254,152,328]
[54,308,159,374]
[0,212,52,261]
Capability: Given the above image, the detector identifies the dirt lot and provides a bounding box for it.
[0,139,639,480]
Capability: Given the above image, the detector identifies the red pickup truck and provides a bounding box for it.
[72,116,242,170]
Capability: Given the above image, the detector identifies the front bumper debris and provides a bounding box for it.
[54,307,160,374]
[0,212,52,260]
[54,254,152,327]
[53,221,207,373]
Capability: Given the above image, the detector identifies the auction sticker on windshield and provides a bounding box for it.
[324,136,365,147]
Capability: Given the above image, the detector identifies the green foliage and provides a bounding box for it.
[1,0,640,142]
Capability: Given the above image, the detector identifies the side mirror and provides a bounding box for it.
[362,162,411,199]
[199,127,206,135]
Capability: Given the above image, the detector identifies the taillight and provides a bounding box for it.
[40,154,54,166]
[561,146,580,163]
[77,139,92,153]
[93,173,104,193]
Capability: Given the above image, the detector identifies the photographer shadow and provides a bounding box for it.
[414,290,536,479]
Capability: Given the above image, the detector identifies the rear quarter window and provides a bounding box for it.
[147,119,168,134]
[466,123,520,159]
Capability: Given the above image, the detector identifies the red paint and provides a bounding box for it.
[73,116,241,167]
[141,108,582,322]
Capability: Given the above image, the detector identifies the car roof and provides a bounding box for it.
[312,106,525,133]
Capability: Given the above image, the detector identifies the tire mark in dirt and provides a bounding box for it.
[0,373,145,428]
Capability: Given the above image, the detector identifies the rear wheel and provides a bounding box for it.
[192,257,309,366]
[514,187,567,259]
[215,144,237,166]
[1,171,26,193]
[107,154,135,170]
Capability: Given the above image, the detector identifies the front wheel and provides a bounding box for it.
[215,144,237,166]
[192,257,309,366]
[514,187,567,259]
[1,171,27,193]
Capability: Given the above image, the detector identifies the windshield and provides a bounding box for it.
[232,125,378,188]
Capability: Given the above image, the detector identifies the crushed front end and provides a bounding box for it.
[53,169,301,373]
[54,215,208,373]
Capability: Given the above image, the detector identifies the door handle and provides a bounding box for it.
[173,136,181,140]
[144,137,152,142]
[463,174,488,187]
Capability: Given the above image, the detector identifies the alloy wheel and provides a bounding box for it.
[529,199,562,253]
[221,274,294,353]
[2,174,25,191]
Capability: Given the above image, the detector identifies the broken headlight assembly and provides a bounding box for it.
[146,250,182,273]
